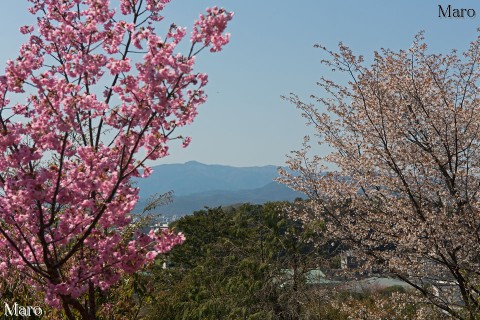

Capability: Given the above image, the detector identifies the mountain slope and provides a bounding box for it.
[136,182,304,216]
[135,161,282,198]
[133,161,302,216]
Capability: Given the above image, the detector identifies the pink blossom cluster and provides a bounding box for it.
[191,6,234,52]
[0,0,232,314]
[41,229,185,308]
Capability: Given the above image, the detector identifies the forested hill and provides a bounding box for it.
[133,161,303,216]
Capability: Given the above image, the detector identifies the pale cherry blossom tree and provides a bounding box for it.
[0,0,232,319]
[280,33,480,319]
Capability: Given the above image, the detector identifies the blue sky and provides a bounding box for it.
[0,1,479,167]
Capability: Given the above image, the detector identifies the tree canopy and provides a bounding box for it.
[281,33,480,319]
[0,1,232,318]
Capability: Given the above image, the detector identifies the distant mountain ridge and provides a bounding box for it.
[134,161,303,216]
[135,161,282,198]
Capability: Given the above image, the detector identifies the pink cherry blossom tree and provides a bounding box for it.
[280,33,480,319]
[0,0,232,319]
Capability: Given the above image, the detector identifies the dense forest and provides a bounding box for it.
[1,201,447,319]
[1,201,449,319]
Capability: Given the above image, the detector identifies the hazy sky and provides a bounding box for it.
[0,1,478,167]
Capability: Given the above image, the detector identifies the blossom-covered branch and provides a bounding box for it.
[0,0,232,318]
